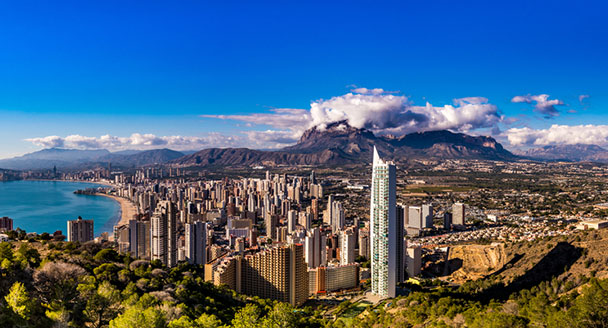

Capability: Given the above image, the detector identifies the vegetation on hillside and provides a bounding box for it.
[0,240,325,328]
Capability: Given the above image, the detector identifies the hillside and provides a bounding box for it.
[97,148,185,167]
[346,228,608,328]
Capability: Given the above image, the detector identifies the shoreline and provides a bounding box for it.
[94,193,138,228]
[22,178,115,187]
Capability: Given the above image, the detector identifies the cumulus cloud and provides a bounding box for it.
[511,94,564,118]
[506,124,608,146]
[579,94,589,103]
[25,133,245,151]
[204,89,502,142]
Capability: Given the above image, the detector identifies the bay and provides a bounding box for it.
[0,180,120,236]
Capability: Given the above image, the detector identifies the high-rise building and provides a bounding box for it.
[339,228,356,265]
[0,216,13,232]
[265,212,278,239]
[311,198,319,220]
[287,210,297,233]
[422,204,433,228]
[129,219,151,259]
[443,212,452,231]
[242,243,308,306]
[185,221,207,265]
[406,246,422,277]
[207,244,309,306]
[67,216,94,242]
[408,206,422,229]
[151,201,178,267]
[305,227,326,268]
[299,212,312,231]
[370,147,397,298]
[331,201,345,232]
[453,203,465,226]
[358,229,370,259]
[396,205,407,283]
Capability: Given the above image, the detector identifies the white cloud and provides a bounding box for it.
[25,133,245,151]
[506,124,608,146]
[511,94,564,118]
[203,90,502,141]
[579,94,589,103]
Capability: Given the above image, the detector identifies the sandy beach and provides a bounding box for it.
[94,193,138,227]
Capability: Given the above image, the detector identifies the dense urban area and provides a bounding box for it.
[1,155,608,327]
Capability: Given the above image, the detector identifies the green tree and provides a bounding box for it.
[261,302,299,328]
[232,303,262,328]
[109,306,166,328]
[467,311,528,328]
[79,279,123,328]
[5,281,32,320]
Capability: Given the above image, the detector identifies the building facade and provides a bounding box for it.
[67,216,94,242]
[370,147,397,298]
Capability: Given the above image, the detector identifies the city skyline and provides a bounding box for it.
[1,1,607,158]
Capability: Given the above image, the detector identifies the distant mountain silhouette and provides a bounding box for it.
[519,144,608,163]
[0,148,184,170]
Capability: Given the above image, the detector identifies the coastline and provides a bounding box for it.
[94,193,138,227]
[23,178,114,187]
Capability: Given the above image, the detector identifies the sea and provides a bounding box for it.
[0,180,120,236]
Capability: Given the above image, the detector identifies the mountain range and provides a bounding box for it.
[170,122,517,167]
[517,144,608,162]
[3,123,608,170]
[0,148,185,170]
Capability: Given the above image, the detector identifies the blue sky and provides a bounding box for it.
[0,1,607,158]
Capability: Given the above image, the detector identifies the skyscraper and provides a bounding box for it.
[339,228,356,265]
[396,205,407,283]
[422,204,433,228]
[67,216,94,242]
[331,201,345,232]
[0,216,13,232]
[151,201,178,267]
[185,221,207,265]
[305,227,326,268]
[370,147,397,298]
[408,206,422,229]
[129,219,151,259]
[453,203,465,226]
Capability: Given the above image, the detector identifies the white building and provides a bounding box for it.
[370,147,397,298]
[339,229,356,265]
[408,206,422,229]
[453,203,465,226]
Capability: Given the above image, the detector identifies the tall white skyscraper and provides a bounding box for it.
[370,147,397,298]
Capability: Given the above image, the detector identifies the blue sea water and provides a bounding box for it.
[0,180,120,236]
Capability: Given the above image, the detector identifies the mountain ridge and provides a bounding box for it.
[171,123,517,167]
